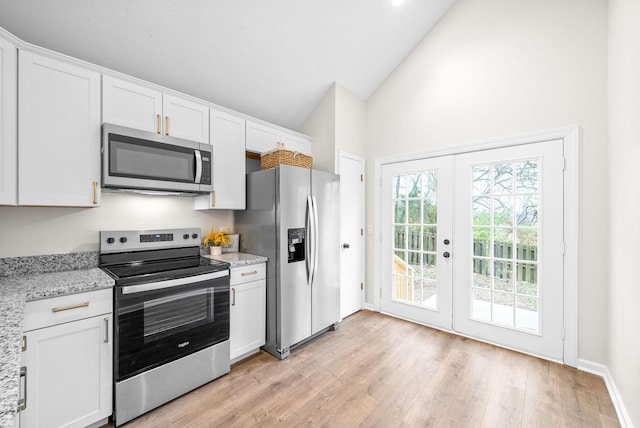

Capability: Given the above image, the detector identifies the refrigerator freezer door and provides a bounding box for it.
[278,166,312,349]
[311,169,341,334]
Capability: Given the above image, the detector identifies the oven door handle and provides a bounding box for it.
[121,270,229,295]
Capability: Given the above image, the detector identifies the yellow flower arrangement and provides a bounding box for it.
[203,227,232,247]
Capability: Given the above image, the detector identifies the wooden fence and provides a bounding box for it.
[395,231,537,284]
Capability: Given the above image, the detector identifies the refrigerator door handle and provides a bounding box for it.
[306,195,314,286]
[311,196,320,284]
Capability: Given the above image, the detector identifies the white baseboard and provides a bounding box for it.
[363,303,376,311]
[578,359,634,428]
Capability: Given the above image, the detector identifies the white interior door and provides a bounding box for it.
[380,140,565,361]
[380,156,453,330]
[339,152,365,319]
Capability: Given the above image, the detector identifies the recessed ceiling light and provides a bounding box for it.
[391,0,406,6]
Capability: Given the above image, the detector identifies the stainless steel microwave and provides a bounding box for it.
[102,124,213,195]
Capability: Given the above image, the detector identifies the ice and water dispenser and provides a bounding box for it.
[287,228,305,263]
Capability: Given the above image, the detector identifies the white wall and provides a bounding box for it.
[302,84,336,172]
[334,84,367,161]
[364,0,608,364]
[608,0,640,425]
[0,193,233,257]
[302,82,367,172]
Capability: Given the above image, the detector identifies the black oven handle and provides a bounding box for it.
[121,270,229,295]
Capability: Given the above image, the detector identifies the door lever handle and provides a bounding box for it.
[342,243,350,249]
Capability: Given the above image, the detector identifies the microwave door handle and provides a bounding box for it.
[194,149,203,184]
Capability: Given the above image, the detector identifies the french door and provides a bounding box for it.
[380,156,453,331]
[380,141,565,361]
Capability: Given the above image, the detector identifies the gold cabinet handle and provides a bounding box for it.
[156,114,162,134]
[210,191,216,207]
[165,116,170,136]
[92,181,98,205]
[241,270,258,276]
[52,302,89,313]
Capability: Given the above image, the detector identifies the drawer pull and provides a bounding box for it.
[241,270,258,276]
[52,302,90,313]
[232,288,236,306]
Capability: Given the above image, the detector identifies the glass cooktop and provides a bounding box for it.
[102,256,230,286]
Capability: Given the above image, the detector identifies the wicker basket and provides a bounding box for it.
[261,143,313,170]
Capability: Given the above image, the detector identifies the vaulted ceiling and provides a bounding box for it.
[0,0,455,130]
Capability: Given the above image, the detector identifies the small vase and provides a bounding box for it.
[209,245,222,256]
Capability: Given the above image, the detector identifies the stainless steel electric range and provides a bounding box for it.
[99,227,231,426]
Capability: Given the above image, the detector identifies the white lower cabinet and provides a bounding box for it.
[230,264,266,362]
[20,289,112,428]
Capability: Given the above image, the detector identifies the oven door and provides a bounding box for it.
[102,123,213,193]
[115,270,229,382]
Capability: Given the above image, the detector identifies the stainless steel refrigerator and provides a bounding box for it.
[235,165,340,359]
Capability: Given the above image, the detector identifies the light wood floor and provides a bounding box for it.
[118,310,619,428]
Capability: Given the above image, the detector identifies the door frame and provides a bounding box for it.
[338,150,366,316]
[373,126,579,367]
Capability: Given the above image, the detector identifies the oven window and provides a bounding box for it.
[109,135,195,183]
[115,277,229,381]
[142,289,213,341]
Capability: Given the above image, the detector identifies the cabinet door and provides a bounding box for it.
[102,75,162,133]
[21,315,112,428]
[18,52,101,206]
[163,94,209,143]
[280,131,311,155]
[0,38,17,205]
[245,120,279,153]
[195,109,245,210]
[230,279,266,360]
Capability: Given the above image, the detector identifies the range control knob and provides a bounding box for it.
[192,233,199,239]
[106,237,115,244]
[119,237,128,244]
[183,234,190,240]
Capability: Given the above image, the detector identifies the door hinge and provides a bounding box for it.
[360,282,364,290]
[561,326,565,340]
[562,242,566,255]
[562,158,567,171]
[21,335,27,352]
[361,228,364,236]
[360,174,364,182]
[379,288,382,298]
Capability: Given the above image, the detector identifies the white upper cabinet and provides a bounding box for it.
[280,131,311,154]
[245,120,280,153]
[246,120,311,155]
[163,94,210,143]
[102,76,209,143]
[18,51,101,207]
[0,37,17,205]
[195,109,246,210]
[102,76,162,133]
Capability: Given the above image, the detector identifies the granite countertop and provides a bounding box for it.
[0,268,114,427]
[203,252,268,268]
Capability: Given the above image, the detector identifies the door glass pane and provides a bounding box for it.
[470,159,541,333]
[392,169,438,310]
